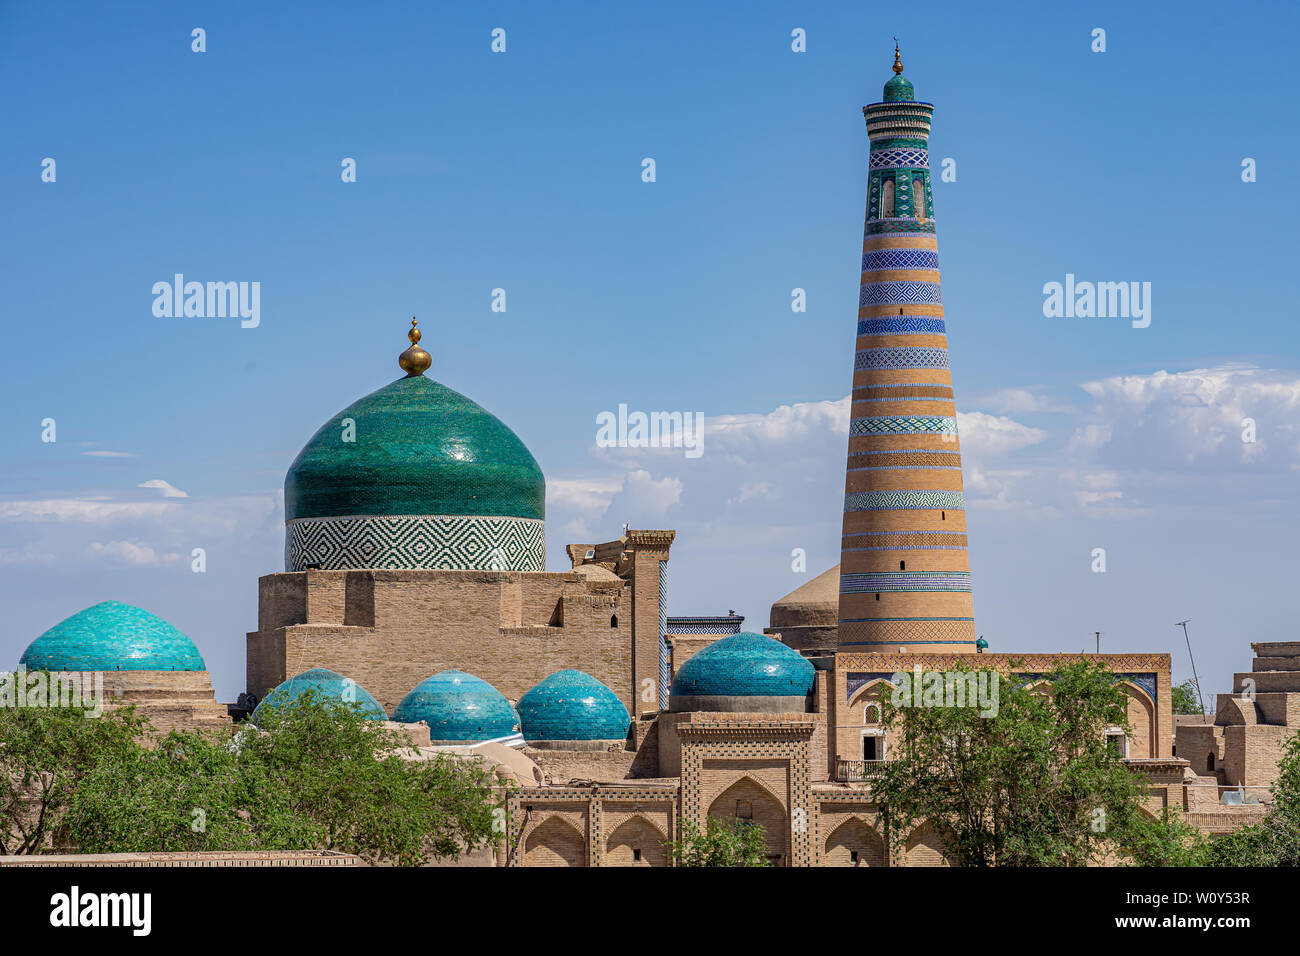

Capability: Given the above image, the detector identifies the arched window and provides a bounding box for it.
[1207,754,1215,773]
[610,614,618,628]
[882,179,895,218]
[899,560,906,571]
[913,174,926,219]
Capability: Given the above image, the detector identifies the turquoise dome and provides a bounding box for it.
[518,670,630,742]
[20,600,205,672]
[392,670,520,742]
[252,668,387,724]
[670,632,815,698]
[883,73,915,102]
[285,375,544,523]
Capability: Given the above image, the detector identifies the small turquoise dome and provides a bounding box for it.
[286,375,544,523]
[392,670,519,742]
[20,600,205,672]
[670,632,815,698]
[518,670,630,742]
[883,73,915,102]
[252,668,386,724]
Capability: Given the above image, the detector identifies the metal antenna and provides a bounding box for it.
[1095,631,1101,653]
[1176,619,1206,715]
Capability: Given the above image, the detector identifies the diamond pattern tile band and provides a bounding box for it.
[285,514,545,571]
[844,490,966,512]
[854,346,950,371]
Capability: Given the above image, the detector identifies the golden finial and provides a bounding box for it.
[399,316,432,376]
[893,39,904,75]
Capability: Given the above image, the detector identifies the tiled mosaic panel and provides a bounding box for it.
[285,514,545,571]
[861,248,941,272]
[854,346,951,371]
[841,571,972,593]
[868,147,929,169]
[844,489,966,512]
[856,316,946,336]
[859,281,942,307]
[850,415,957,436]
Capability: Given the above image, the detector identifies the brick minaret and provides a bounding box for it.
[837,47,975,652]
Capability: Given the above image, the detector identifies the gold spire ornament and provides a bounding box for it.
[893,40,904,74]
[399,316,432,376]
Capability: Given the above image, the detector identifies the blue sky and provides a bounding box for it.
[2,0,1297,703]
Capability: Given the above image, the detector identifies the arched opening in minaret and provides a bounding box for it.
[899,560,906,571]
[914,173,926,219]
[882,179,895,218]
[941,511,946,520]
[610,614,618,628]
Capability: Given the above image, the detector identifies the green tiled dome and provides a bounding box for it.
[670,632,814,698]
[252,668,387,725]
[285,375,545,522]
[883,73,915,102]
[19,600,205,672]
[392,670,520,743]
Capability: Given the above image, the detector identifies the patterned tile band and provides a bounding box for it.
[844,490,965,512]
[856,316,946,336]
[868,147,929,170]
[842,531,968,551]
[850,415,957,436]
[841,571,972,593]
[658,560,669,709]
[853,386,954,399]
[864,218,936,235]
[861,248,940,271]
[854,347,951,371]
[285,514,545,572]
[859,281,943,306]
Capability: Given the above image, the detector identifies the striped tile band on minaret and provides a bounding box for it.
[837,46,976,652]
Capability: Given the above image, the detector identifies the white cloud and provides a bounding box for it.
[610,469,683,517]
[1073,365,1300,469]
[546,477,624,518]
[729,481,780,506]
[138,479,189,498]
[86,540,182,566]
[957,411,1050,457]
[81,450,136,458]
[976,387,1074,415]
[0,498,178,522]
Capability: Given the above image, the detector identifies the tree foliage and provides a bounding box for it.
[1171,680,1203,716]
[666,817,771,867]
[4,692,505,865]
[870,660,1156,866]
[0,702,148,854]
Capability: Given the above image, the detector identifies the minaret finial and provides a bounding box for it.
[399,315,432,376]
[893,38,903,75]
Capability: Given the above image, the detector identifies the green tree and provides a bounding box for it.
[1171,680,1203,716]
[0,701,149,854]
[666,817,771,867]
[870,660,1162,866]
[56,691,507,865]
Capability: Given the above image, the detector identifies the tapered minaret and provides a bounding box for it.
[837,47,975,652]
